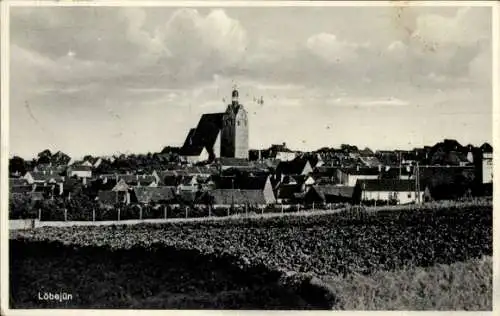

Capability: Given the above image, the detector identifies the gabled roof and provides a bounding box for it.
[276,157,310,175]
[358,156,381,168]
[313,166,339,177]
[277,184,302,199]
[180,113,223,157]
[180,175,197,186]
[132,186,176,204]
[28,172,65,183]
[212,175,269,190]
[209,189,272,205]
[356,179,422,192]
[340,167,380,176]
[313,185,354,199]
[70,165,92,172]
[112,179,130,192]
[116,174,138,184]
[480,143,493,153]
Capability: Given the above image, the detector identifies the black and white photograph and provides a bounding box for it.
[2,0,496,312]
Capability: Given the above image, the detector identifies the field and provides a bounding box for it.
[9,203,492,310]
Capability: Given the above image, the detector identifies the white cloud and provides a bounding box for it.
[411,7,490,47]
[305,33,365,63]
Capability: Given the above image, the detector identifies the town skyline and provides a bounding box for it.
[10,6,492,158]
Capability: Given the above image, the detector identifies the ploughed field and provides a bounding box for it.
[10,204,492,309]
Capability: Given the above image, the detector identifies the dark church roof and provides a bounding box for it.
[180,113,224,157]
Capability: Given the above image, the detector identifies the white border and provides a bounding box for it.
[1,1,498,316]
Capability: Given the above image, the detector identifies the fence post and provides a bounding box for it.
[92,208,95,222]
[329,203,332,210]
[312,202,315,211]
[64,208,67,222]
[118,208,121,221]
[139,206,143,220]
[38,208,41,221]
[281,204,284,214]
[185,206,188,219]
[208,205,211,217]
[227,207,230,217]
[164,205,167,219]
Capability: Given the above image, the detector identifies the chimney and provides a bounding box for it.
[283,142,286,148]
[258,150,262,161]
[356,165,360,172]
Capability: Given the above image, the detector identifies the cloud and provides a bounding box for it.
[305,32,368,63]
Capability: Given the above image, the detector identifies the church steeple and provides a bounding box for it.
[231,86,239,106]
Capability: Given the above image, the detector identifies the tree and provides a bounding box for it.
[51,151,71,165]
[9,156,26,175]
[37,149,52,164]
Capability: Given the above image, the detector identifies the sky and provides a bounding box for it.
[9,5,493,159]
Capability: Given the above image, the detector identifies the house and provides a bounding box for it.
[24,171,65,185]
[101,179,131,205]
[353,179,426,205]
[380,166,414,180]
[67,165,92,179]
[131,186,177,205]
[273,143,297,161]
[275,184,304,204]
[337,167,380,187]
[178,175,199,192]
[115,174,157,187]
[282,175,315,187]
[358,156,381,168]
[81,160,94,167]
[312,166,340,184]
[208,174,276,207]
[304,185,354,204]
[481,150,493,184]
[276,157,313,178]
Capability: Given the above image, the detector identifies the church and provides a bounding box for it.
[179,88,249,163]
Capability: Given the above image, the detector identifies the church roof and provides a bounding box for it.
[180,113,223,157]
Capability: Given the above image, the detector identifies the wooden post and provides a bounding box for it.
[329,203,332,210]
[312,202,315,211]
[164,205,167,219]
[139,206,142,220]
[227,207,230,217]
[38,208,41,221]
[185,206,188,218]
[92,208,96,222]
[64,208,67,222]
[281,204,284,214]
[118,208,121,221]
[208,205,211,217]
[245,204,248,216]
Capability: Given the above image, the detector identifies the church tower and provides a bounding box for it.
[221,88,249,159]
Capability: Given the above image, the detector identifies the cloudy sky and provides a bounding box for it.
[10,5,492,159]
